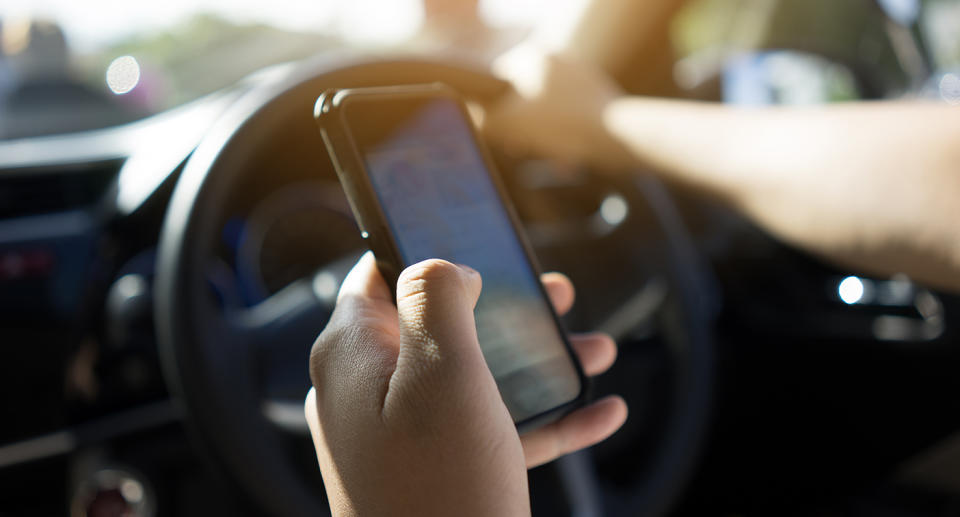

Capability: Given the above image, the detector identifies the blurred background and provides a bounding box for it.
[2,1,960,516]
[3,0,958,140]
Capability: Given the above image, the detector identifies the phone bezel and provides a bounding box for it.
[314,83,588,432]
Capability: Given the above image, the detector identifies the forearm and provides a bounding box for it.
[603,99,960,291]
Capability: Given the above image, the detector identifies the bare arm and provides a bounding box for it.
[603,99,960,291]
[488,49,960,292]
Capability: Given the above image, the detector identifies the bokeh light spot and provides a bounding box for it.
[838,276,865,305]
[939,73,960,105]
[600,194,629,225]
[105,55,140,95]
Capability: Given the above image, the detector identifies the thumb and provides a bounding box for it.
[391,259,485,389]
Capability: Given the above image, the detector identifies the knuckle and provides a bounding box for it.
[309,322,351,388]
[399,259,461,293]
[308,330,333,388]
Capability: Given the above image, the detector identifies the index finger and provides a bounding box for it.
[541,272,575,316]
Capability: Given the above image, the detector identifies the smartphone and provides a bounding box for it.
[314,83,586,431]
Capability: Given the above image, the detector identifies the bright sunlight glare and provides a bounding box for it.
[838,276,865,305]
[3,0,427,51]
[8,0,584,52]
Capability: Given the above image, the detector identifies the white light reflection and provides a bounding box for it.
[313,271,339,301]
[939,73,960,105]
[876,0,921,26]
[105,55,140,94]
[838,276,865,305]
[599,194,628,225]
[119,479,145,503]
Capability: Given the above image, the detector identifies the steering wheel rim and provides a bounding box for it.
[154,54,715,517]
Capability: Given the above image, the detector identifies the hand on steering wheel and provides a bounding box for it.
[305,252,627,515]
[158,57,710,517]
[484,44,635,172]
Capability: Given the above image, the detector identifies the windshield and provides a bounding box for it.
[4,0,958,141]
[0,0,568,140]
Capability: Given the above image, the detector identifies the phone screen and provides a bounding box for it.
[343,96,581,422]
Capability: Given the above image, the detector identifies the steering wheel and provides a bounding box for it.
[155,55,716,517]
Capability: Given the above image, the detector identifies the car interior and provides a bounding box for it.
[2,0,960,515]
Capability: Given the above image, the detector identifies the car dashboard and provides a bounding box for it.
[2,59,960,517]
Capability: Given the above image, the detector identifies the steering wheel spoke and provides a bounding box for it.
[229,280,332,389]
[221,255,359,436]
[229,279,330,348]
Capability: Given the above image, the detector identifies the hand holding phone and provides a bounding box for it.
[306,84,627,514]
[305,251,625,515]
[315,83,588,429]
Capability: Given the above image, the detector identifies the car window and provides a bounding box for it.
[671,0,960,102]
[0,0,582,140]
